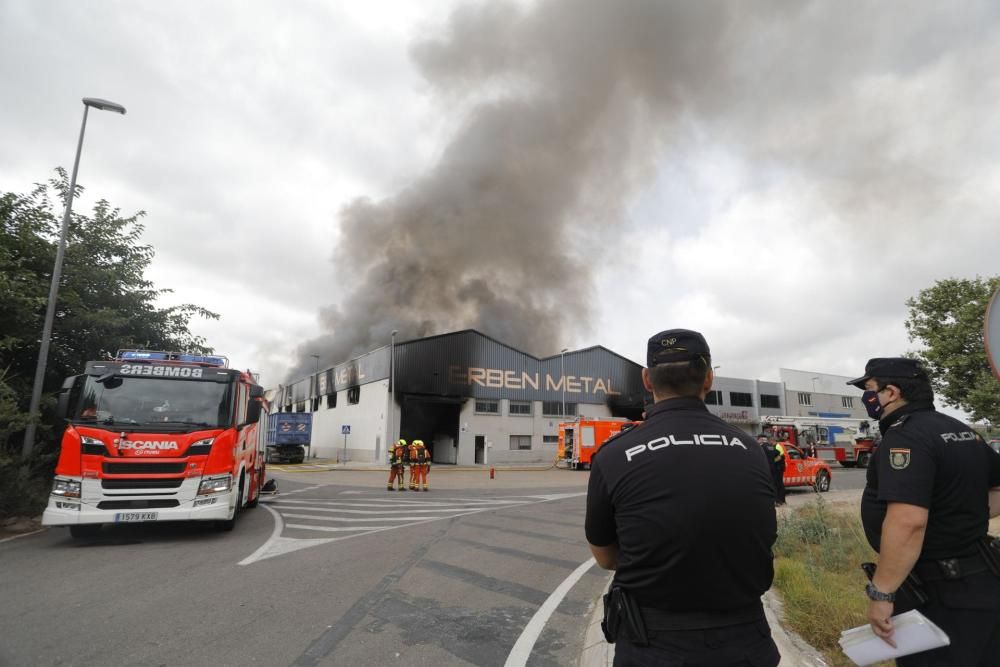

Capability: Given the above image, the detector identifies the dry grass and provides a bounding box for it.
[773,497,893,667]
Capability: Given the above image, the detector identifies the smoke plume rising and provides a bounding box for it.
[292,0,1000,378]
[291,0,740,376]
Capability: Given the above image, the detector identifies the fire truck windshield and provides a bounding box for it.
[73,375,234,429]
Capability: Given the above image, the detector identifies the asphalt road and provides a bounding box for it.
[0,464,867,667]
[0,469,607,667]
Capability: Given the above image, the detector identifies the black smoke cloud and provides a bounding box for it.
[290,0,997,378]
[290,0,746,377]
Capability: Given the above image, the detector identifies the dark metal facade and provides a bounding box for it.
[394,330,648,409]
[285,329,650,411]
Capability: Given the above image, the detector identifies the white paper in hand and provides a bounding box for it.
[839,610,950,666]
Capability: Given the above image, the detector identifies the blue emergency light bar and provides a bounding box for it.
[116,350,229,367]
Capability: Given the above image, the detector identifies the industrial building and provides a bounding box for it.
[275,330,864,464]
[276,330,648,465]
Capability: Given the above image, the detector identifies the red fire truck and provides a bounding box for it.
[42,350,268,539]
[760,415,877,468]
[559,418,639,469]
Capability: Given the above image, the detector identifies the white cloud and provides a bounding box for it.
[3,0,998,424]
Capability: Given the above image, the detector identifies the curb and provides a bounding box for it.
[579,577,828,666]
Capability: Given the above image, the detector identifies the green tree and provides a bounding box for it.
[0,169,219,454]
[905,276,1000,425]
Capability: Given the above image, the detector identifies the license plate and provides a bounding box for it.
[114,512,158,522]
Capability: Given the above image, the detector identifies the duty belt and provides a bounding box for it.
[913,553,989,582]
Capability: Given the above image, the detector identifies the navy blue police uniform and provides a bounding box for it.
[853,358,1000,666]
[586,329,779,666]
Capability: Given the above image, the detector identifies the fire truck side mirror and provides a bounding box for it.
[56,375,83,420]
[244,386,264,425]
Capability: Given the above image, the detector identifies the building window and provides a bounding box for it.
[542,401,577,417]
[347,386,360,405]
[295,401,306,412]
[475,400,499,414]
[311,398,320,412]
[760,394,781,409]
[509,435,532,450]
[508,400,532,416]
[705,390,723,405]
[326,393,337,409]
[542,435,559,444]
[730,392,753,407]
[842,396,854,408]
[798,392,812,406]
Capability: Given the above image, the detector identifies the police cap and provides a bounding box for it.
[647,329,711,367]
[847,357,928,389]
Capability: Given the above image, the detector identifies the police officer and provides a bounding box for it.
[850,357,1000,664]
[586,329,779,666]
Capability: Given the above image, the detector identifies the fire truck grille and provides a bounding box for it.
[101,478,184,490]
[97,499,180,510]
[103,462,187,474]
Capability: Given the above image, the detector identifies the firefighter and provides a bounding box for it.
[773,433,787,506]
[387,439,408,491]
[409,439,430,491]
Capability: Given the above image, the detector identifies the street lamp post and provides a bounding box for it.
[390,329,398,444]
[560,348,569,419]
[22,98,126,458]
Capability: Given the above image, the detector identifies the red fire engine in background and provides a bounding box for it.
[42,350,268,539]
[760,415,878,468]
[559,418,639,469]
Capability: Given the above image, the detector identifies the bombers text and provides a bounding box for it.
[118,365,204,378]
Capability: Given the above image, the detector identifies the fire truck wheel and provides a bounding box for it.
[69,524,101,539]
[217,477,243,531]
[856,452,870,468]
[245,479,259,509]
[814,470,831,493]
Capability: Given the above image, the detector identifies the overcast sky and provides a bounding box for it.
[3,1,998,412]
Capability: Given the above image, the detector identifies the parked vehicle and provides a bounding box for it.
[266,412,311,463]
[780,443,833,492]
[559,418,638,469]
[42,350,267,539]
[761,415,877,468]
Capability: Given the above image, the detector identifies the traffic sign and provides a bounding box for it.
[342,425,351,435]
[986,286,1000,381]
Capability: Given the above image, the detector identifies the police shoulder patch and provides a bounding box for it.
[889,448,911,470]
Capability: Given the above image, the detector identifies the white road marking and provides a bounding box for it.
[505,558,596,667]
[267,503,520,515]
[280,513,422,523]
[285,523,419,532]
[239,504,288,565]
[0,528,46,544]
[241,491,586,565]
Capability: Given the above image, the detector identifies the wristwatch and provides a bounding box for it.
[865,583,896,602]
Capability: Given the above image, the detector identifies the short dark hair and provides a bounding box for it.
[876,376,934,404]
[647,359,709,398]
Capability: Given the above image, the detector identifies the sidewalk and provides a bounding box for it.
[579,579,828,666]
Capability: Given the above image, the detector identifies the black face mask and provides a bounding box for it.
[862,390,883,420]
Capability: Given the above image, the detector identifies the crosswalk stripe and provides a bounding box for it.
[285,524,393,532]
[268,502,521,514]
[281,512,428,523]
